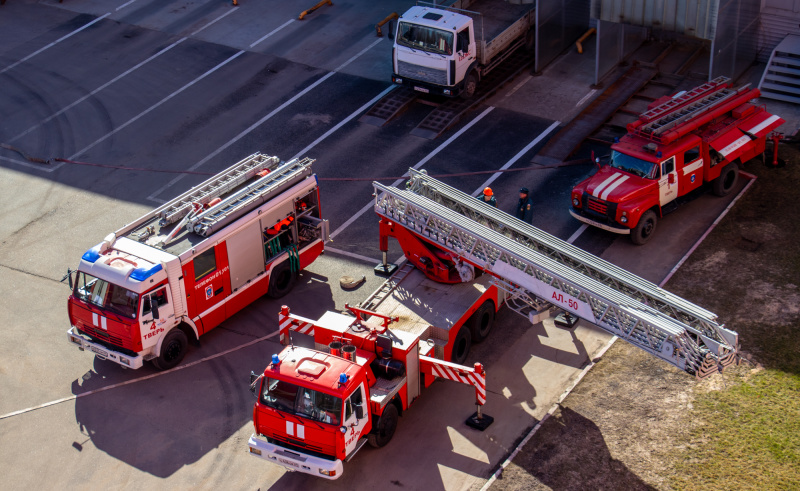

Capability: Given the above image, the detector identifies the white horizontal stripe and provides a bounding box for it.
[718,135,750,157]
[600,175,629,201]
[747,114,781,135]
[592,172,621,198]
[682,159,704,175]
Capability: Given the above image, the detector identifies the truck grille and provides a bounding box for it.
[582,193,618,222]
[398,60,446,85]
[77,323,135,353]
[587,197,608,215]
[268,435,334,461]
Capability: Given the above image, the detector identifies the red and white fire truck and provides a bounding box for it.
[247,171,739,479]
[66,154,329,370]
[570,76,784,244]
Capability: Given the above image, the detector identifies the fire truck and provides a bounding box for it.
[246,171,739,479]
[66,154,329,370]
[570,76,784,244]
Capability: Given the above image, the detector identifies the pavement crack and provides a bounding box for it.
[0,262,63,285]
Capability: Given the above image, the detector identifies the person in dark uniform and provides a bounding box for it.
[515,187,533,223]
[479,187,497,207]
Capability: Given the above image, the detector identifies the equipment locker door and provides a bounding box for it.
[186,243,230,334]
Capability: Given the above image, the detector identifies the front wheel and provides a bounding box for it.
[451,325,472,364]
[712,163,738,197]
[268,260,296,298]
[630,210,657,245]
[460,72,477,100]
[468,301,495,343]
[152,328,188,371]
[368,403,399,448]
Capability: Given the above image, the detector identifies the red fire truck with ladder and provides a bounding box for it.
[570,76,784,244]
[246,170,739,479]
[65,154,329,370]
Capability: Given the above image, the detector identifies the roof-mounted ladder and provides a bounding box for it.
[158,153,281,226]
[374,176,738,378]
[187,157,314,237]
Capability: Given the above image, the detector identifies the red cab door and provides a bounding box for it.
[185,243,231,334]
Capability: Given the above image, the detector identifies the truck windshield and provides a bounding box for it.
[609,150,658,179]
[397,22,454,55]
[73,271,139,319]
[261,377,342,426]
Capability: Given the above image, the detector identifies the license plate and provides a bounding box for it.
[278,457,300,468]
[90,346,108,357]
[413,86,429,93]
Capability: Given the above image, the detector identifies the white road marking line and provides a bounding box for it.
[68,50,246,163]
[324,246,378,264]
[333,38,383,72]
[575,88,598,108]
[291,85,394,161]
[1,13,112,74]
[566,224,587,244]
[250,19,295,48]
[190,7,239,35]
[0,155,57,172]
[11,38,189,142]
[472,120,561,195]
[116,0,138,11]
[504,74,531,99]
[0,329,281,421]
[329,106,496,239]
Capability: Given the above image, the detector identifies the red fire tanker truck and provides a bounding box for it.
[570,76,784,244]
[66,154,328,370]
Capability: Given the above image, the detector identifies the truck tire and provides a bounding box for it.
[460,72,477,100]
[451,325,472,365]
[712,163,738,197]
[468,300,495,343]
[268,260,295,298]
[152,328,188,371]
[630,210,657,245]
[368,403,399,448]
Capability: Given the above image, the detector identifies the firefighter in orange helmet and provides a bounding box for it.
[479,187,497,207]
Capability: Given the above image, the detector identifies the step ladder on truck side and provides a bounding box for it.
[373,172,739,378]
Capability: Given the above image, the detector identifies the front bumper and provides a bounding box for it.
[67,327,144,369]
[392,74,459,97]
[248,434,343,480]
[569,209,631,235]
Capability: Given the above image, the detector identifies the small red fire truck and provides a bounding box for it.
[66,154,328,370]
[570,77,784,244]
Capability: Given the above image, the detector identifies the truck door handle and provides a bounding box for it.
[215,287,224,296]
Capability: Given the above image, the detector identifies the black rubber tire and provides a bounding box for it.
[631,210,658,245]
[460,72,477,100]
[368,403,399,448]
[468,301,495,343]
[451,325,472,365]
[712,163,739,197]
[152,328,188,371]
[268,260,296,298]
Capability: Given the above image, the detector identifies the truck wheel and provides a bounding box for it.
[460,73,477,100]
[268,260,296,298]
[152,329,188,371]
[712,163,738,197]
[368,403,399,448]
[630,210,657,245]
[451,325,472,364]
[469,301,495,343]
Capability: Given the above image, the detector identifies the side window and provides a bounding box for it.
[457,28,470,52]
[193,248,216,281]
[661,157,675,176]
[345,386,364,421]
[684,146,700,163]
[142,287,169,316]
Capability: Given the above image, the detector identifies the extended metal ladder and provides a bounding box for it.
[373,175,739,378]
[187,158,314,237]
[158,153,280,226]
[359,262,416,312]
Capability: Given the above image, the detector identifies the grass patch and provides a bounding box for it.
[671,369,800,490]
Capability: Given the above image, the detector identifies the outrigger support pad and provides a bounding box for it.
[374,251,398,276]
[466,405,494,431]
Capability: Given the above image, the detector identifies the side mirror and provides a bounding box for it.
[668,173,675,184]
[61,268,74,289]
[355,404,364,420]
[151,296,160,320]
[388,20,395,40]
[249,371,261,397]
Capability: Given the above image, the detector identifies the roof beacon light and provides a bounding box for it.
[338,373,348,385]
[271,354,280,366]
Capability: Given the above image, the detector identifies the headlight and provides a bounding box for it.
[320,469,336,477]
[394,77,403,84]
[620,216,628,223]
[572,198,580,207]
[443,89,451,95]
[249,447,262,456]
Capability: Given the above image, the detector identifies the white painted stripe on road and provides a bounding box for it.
[0,13,112,74]
[566,224,587,244]
[591,172,621,198]
[599,174,628,201]
[12,38,189,142]
[333,38,383,72]
[116,0,139,11]
[329,106,496,239]
[324,246,379,264]
[190,7,239,35]
[575,88,598,108]
[471,120,561,195]
[0,328,281,421]
[69,50,247,162]
[250,19,295,48]
[291,85,394,161]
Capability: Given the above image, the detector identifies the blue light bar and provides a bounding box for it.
[130,263,163,281]
[271,354,280,365]
[81,247,101,263]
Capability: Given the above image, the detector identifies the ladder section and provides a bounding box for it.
[359,262,415,312]
[158,153,280,226]
[188,158,314,237]
[373,182,738,377]
[404,169,731,345]
[638,76,729,123]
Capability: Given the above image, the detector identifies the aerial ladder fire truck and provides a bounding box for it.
[570,76,784,244]
[247,171,738,479]
[66,154,329,370]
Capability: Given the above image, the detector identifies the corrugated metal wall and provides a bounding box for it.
[536,0,592,72]
[590,0,719,40]
[710,0,761,80]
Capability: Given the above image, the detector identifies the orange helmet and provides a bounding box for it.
[483,187,493,196]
